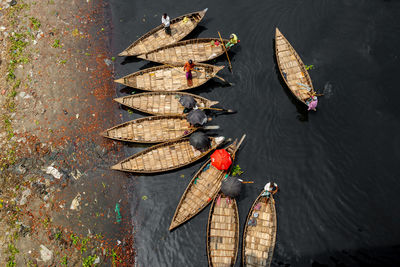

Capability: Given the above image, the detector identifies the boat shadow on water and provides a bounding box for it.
[184,25,208,40]
[271,39,309,122]
[120,56,143,65]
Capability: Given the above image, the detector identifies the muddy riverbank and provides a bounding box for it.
[0,0,134,265]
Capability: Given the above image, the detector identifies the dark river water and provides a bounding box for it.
[108,0,400,266]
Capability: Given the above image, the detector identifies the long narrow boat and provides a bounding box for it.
[114,92,219,116]
[207,192,239,267]
[100,115,196,143]
[114,63,224,92]
[242,189,277,267]
[137,38,229,64]
[169,134,246,230]
[119,9,208,57]
[275,28,316,105]
[111,136,225,173]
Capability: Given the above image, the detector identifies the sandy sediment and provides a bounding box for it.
[0,0,134,265]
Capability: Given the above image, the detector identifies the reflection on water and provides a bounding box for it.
[110,0,400,266]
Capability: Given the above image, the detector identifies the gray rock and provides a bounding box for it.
[40,245,53,262]
[18,188,31,205]
[16,164,26,174]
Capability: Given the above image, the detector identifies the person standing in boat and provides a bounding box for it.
[162,13,171,35]
[226,33,239,48]
[183,59,195,86]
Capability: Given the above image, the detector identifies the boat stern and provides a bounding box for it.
[113,97,124,105]
[169,221,178,231]
[110,163,123,171]
[275,27,282,38]
[118,50,128,57]
[199,8,208,17]
[99,130,108,138]
[209,100,219,107]
[214,136,225,146]
[114,78,125,84]
[213,65,225,75]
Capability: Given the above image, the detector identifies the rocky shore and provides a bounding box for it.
[0,0,134,265]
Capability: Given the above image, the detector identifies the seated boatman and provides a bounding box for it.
[226,33,239,48]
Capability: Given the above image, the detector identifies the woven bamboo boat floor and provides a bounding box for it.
[113,92,219,116]
[111,136,224,173]
[137,38,229,64]
[169,135,246,231]
[114,63,224,92]
[119,9,208,56]
[207,193,239,267]
[242,193,277,267]
[275,28,315,104]
[101,115,195,143]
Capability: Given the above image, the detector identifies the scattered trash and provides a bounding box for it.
[115,203,122,223]
[45,165,63,179]
[102,182,106,188]
[141,196,148,200]
[94,257,100,264]
[18,188,31,206]
[63,109,68,115]
[40,245,53,262]
[104,58,112,66]
[70,169,82,180]
[117,240,121,245]
[180,174,185,178]
[16,164,26,174]
[111,56,116,61]
[70,193,81,210]
[76,113,79,119]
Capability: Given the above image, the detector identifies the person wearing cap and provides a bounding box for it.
[183,59,195,86]
[162,13,171,35]
[226,33,238,48]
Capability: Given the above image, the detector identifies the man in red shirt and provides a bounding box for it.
[183,59,195,86]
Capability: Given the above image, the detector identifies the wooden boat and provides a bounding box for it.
[275,28,316,105]
[242,189,277,267]
[119,9,208,57]
[100,115,196,143]
[207,192,239,267]
[114,63,224,92]
[169,134,246,231]
[111,136,225,173]
[137,38,230,64]
[114,92,219,116]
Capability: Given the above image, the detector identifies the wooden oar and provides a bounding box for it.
[218,31,232,72]
[166,125,220,131]
[198,107,236,113]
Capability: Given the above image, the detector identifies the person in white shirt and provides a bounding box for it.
[162,13,171,35]
[263,182,278,197]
